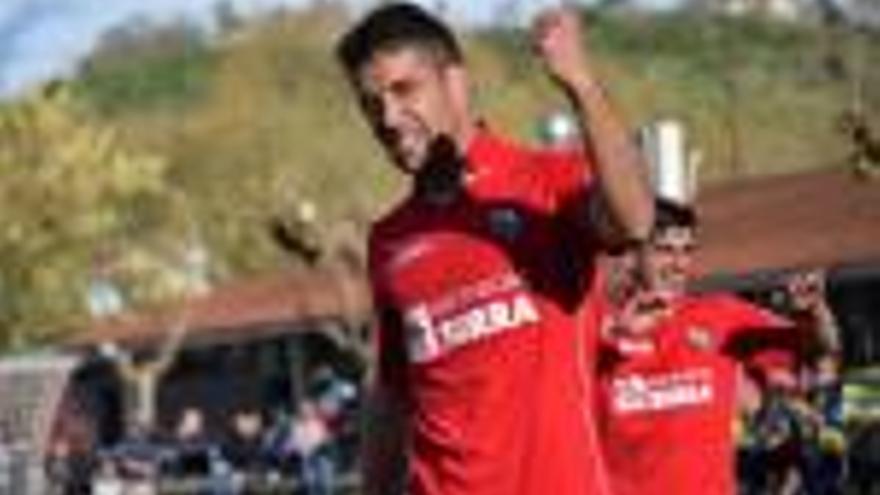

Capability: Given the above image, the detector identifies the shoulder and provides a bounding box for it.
[468,128,591,186]
[527,146,590,168]
[523,146,593,185]
[682,293,790,330]
[490,145,593,210]
[681,292,749,312]
[369,195,417,247]
[366,196,419,281]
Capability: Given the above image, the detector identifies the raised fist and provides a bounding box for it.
[786,269,826,313]
[532,7,593,90]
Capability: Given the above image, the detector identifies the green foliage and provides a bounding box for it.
[73,5,398,282]
[472,11,856,179]
[0,86,194,349]
[74,20,216,114]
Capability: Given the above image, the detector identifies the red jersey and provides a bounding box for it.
[596,293,792,495]
[368,129,611,495]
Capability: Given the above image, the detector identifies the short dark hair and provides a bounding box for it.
[653,197,697,234]
[336,2,463,75]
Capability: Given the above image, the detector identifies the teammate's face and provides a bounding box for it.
[646,226,695,297]
[354,47,468,174]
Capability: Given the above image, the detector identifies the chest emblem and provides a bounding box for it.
[686,326,716,352]
[487,207,525,243]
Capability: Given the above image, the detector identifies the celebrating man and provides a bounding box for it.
[596,198,840,495]
[336,3,653,495]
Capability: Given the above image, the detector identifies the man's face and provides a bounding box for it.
[354,47,466,174]
[645,226,696,297]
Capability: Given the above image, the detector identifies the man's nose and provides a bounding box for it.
[673,256,691,273]
[379,95,405,129]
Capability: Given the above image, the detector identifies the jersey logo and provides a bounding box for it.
[686,326,716,352]
[616,338,656,355]
[403,292,540,363]
[487,207,525,243]
[612,368,714,414]
[387,237,437,273]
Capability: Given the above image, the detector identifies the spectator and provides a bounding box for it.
[798,355,844,495]
[308,365,358,426]
[735,367,769,495]
[751,375,806,495]
[164,406,230,495]
[285,400,334,495]
[223,408,270,479]
[307,365,359,471]
[166,407,219,479]
[108,420,164,495]
[45,437,94,495]
[848,418,880,495]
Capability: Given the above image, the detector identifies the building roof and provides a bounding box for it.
[68,265,370,349]
[696,168,880,276]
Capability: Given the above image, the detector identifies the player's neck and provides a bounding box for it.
[413,135,466,206]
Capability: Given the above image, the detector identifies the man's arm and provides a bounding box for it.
[533,8,654,245]
[804,301,841,354]
[360,306,409,495]
[722,271,840,360]
[360,376,408,495]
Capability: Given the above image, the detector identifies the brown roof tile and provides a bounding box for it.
[69,266,370,348]
[697,168,880,275]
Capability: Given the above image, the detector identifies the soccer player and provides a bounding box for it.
[595,198,840,495]
[335,3,654,495]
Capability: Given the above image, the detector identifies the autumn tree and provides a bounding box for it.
[0,85,197,350]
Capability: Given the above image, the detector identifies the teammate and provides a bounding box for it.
[595,198,840,495]
[335,3,654,495]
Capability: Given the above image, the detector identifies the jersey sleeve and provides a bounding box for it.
[529,148,606,312]
[711,295,801,367]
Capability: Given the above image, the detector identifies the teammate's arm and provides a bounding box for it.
[721,271,841,359]
[779,269,840,357]
[532,8,654,246]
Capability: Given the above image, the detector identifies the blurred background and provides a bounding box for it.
[0,0,877,493]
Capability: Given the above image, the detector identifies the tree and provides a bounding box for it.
[0,84,194,350]
[140,6,389,275]
[841,0,880,29]
[77,18,213,115]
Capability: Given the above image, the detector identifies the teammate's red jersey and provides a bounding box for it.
[368,128,611,495]
[596,293,793,495]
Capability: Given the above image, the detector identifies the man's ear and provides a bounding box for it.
[443,65,471,126]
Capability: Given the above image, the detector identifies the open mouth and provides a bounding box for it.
[382,129,423,168]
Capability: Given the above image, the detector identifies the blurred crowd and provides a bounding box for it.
[735,353,844,495]
[846,415,880,495]
[44,366,360,495]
